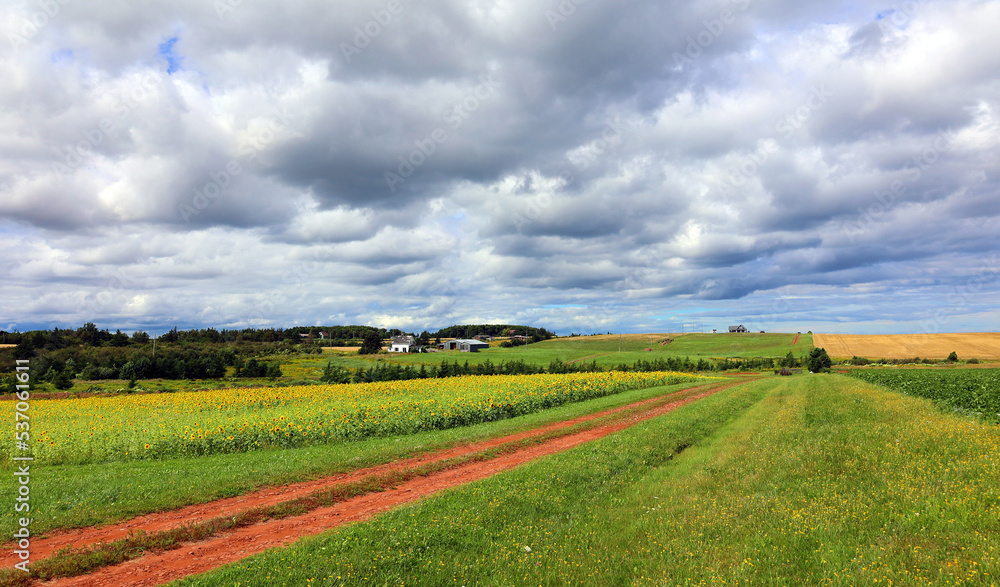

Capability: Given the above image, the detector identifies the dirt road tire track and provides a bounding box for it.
[25,379,749,586]
[4,381,724,566]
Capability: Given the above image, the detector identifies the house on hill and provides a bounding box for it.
[390,335,422,353]
[729,325,748,333]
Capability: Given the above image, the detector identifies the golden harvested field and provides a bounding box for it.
[814,332,1000,360]
[321,346,362,352]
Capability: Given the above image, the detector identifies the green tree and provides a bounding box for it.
[52,369,74,390]
[110,330,130,347]
[265,362,283,379]
[358,331,383,355]
[808,347,832,373]
[946,351,959,362]
[320,361,351,384]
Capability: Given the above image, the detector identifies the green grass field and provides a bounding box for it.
[0,378,714,538]
[174,374,1000,586]
[285,332,814,378]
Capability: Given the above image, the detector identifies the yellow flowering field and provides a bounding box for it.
[8,371,704,466]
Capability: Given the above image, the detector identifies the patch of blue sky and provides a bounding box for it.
[158,36,183,74]
[50,48,74,63]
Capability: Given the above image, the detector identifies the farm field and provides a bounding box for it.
[814,332,1000,360]
[307,332,813,375]
[2,371,701,467]
[0,374,716,538]
[167,375,999,586]
[848,368,1000,422]
[0,377,728,584]
[3,370,1000,585]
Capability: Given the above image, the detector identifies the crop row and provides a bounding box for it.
[848,368,1000,421]
[7,371,706,466]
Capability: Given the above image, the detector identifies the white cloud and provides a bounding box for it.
[1,0,999,334]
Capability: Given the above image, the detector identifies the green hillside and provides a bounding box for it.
[324,332,813,371]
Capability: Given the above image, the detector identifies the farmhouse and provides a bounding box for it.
[729,325,748,333]
[437,338,491,352]
[389,335,423,353]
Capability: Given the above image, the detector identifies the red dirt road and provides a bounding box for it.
[3,382,725,566]
[24,380,747,587]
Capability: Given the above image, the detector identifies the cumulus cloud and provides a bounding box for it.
[1,0,999,335]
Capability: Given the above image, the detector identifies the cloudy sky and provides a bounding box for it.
[1,0,999,336]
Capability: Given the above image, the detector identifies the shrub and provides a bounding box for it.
[808,347,832,373]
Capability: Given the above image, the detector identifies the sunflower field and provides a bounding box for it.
[8,371,706,466]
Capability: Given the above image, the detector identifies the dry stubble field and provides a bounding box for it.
[814,332,1000,360]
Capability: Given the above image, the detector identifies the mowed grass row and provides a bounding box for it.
[0,378,718,538]
[176,375,1000,586]
[6,372,703,467]
[849,368,1000,422]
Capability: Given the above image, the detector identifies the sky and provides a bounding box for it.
[1,0,999,336]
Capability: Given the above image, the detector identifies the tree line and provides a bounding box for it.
[0,344,283,391]
[320,355,798,385]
